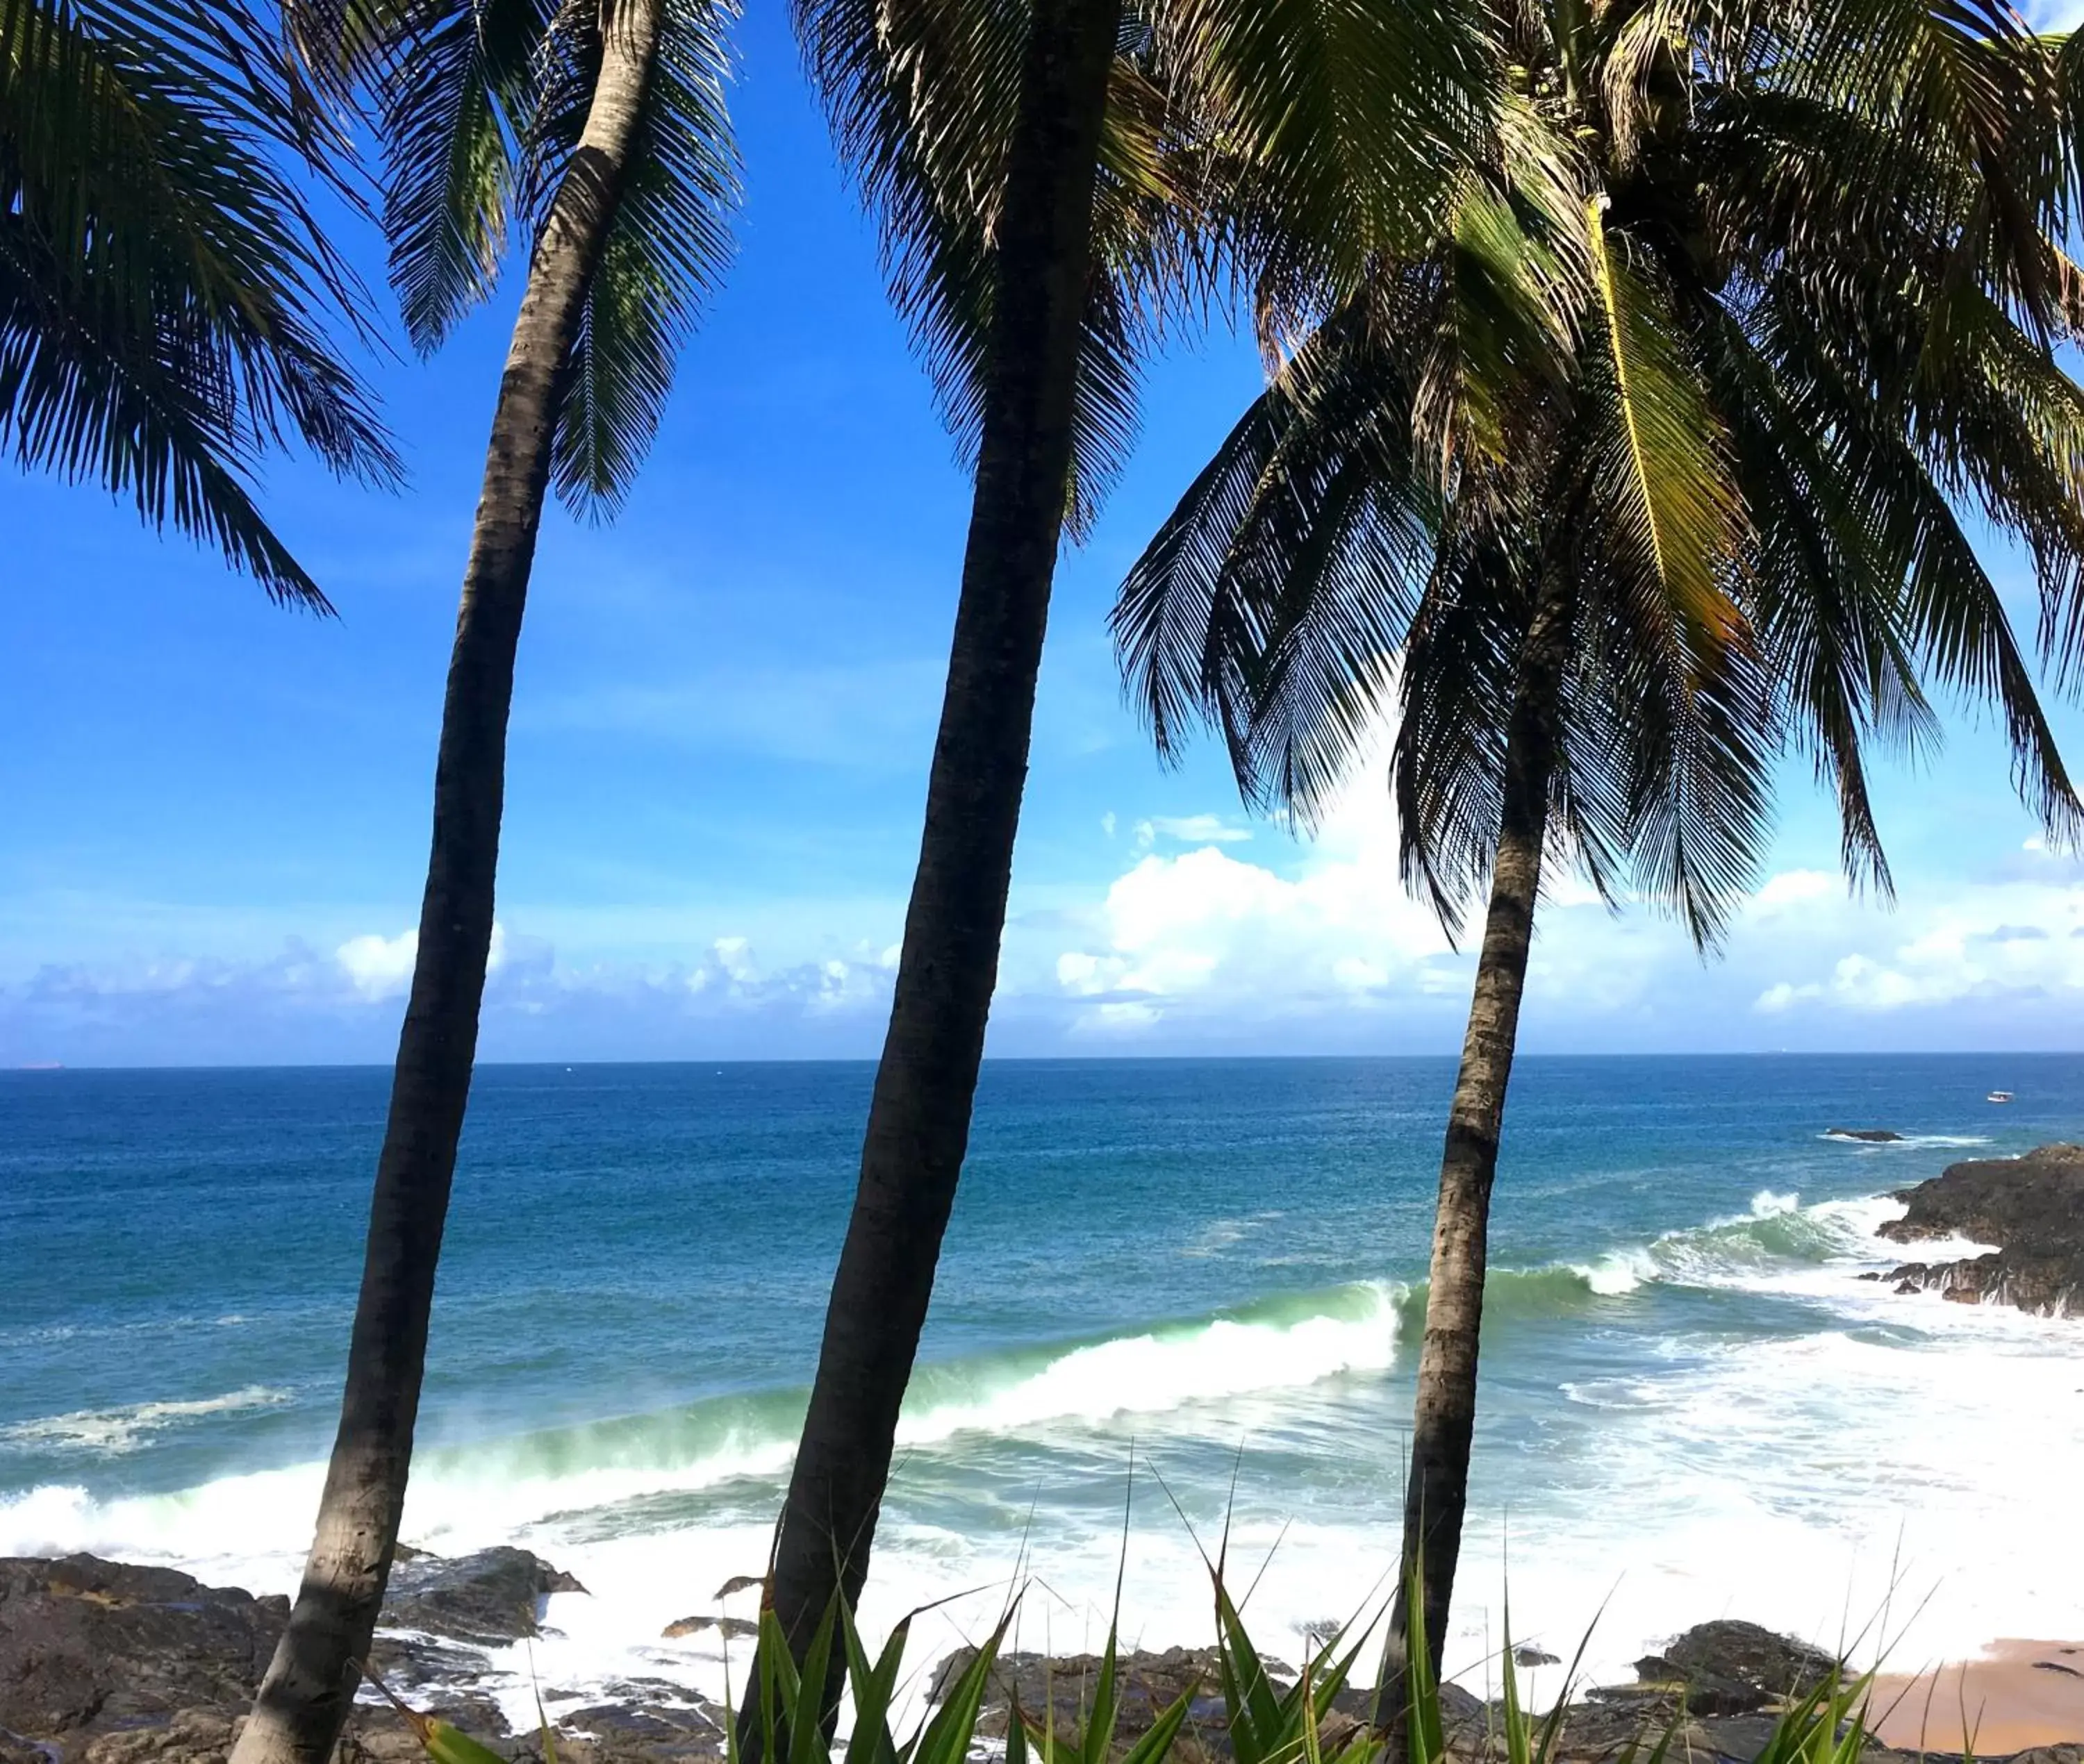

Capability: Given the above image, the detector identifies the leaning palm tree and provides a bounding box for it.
[1,0,398,601]
[231,3,737,1761]
[1118,0,2084,1735]
[760,0,1491,1695]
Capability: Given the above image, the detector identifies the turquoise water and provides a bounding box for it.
[3,1056,2081,1711]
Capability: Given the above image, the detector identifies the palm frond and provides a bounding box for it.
[525,0,740,513]
[1,0,399,606]
[1582,199,1746,652]
[379,0,556,350]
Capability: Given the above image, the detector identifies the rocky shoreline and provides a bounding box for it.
[1865,1143,2084,1318]
[4,1555,2081,1764]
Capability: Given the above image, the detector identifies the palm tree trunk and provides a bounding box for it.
[1375,574,1571,1745]
[759,0,1123,1709]
[231,11,662,1762]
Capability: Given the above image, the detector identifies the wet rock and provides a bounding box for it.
[382,1547,588,1647]
[1878,1145,2084,1318]
[1827,1130,1905,1143]
[0,1555,287,1746]
[1645,1622,1837,1715]
[552,1690,729,1764]
[660,1615,756,1642]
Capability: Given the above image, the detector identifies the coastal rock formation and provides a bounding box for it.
[382,1545,588,1646]
[1,1557,2074,1764]
[0,1550,704,1764]
[1874,1145,2084,1317]
[0,1555,286,1742]
[1614,1620,1837,1715]
[1827,1129,1905,1143]
[927,1642,1486,1753]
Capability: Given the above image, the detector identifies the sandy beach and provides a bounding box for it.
[1873,1642,2084,1753]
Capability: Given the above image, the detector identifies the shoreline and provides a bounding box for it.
[1871,1642,2084,1754]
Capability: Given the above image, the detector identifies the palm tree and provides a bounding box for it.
[1,0,398,601]
[1118,0,2084,1734]
[231,3,737,1760]
[760,0,1491,1693]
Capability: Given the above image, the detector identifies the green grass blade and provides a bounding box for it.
[1217,1575,1287,1754]
[1119,1687,1200,1764]
[1402,1565,1445,1764]
[910,1608,1014,1764]
[1501,1627,1531,1764]
[786,1594,842,1764]
[841,1608,909,1764]
[1083,1622,1122,1764]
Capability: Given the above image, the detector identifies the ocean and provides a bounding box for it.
[3,1056,2081,1724]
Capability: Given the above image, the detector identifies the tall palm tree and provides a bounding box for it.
[1118,0,2084,1735]
[761,0,1491,1694]
[232,3,737,1761]
[1,0,398,601]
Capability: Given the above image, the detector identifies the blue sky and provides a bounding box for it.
[8,6,2084,1066]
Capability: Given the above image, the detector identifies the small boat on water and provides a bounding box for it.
[1987,1090,2015,1104]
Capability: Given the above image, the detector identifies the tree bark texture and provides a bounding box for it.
[1375,572,1572,1742]
[230,10,663,1760]
[760,0,1125,1711]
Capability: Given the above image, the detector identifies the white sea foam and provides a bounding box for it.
[0,1387,292,1456]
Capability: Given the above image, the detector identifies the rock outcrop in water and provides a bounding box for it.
[1873,1144,2084,1317]
[1826,1129,1905,1143]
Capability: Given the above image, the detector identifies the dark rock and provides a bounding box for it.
[1654,1622,1837,1715]
[381,1547,588,1647]
[659,1615,756,1642]
[544,1682,729,1764]
[1828,1130,1906,1143]
[929,1645,1225,1743]
[929,1643,1485,1760]
[1515,1648,1562,1668]
[0,1555,287,1744]
[1599,1624,1837,1719]
[78,1709,238,1764]
[1877,1145,2084,1317]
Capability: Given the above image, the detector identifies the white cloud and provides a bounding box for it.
[1745,876,2084,1017]
[336,929,415,999]
[1100,812,1117,839]
[336,924,507,1000]
[1133,813,1253,847]
[1754,869,1835,910]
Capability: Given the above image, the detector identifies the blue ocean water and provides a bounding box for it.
[3,1056,2081,1711]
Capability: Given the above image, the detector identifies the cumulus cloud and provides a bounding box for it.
[336,924,509,999]
[1747,875,2084,1017]
[1,922,906,1065]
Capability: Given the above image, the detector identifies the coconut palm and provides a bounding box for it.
[231,3,737,1761]
[1117,0,2084,1735]
[1,0,398,602]
[760,0,1492,1692]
